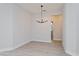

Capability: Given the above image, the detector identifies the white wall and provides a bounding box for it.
[32,14,51,42]
[0,4,14,51]
[0,4,32,51]
[13,5,32,48]
[63,4,77,55]
[74,4,79,56]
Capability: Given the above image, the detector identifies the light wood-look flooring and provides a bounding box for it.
[0,40,70,56]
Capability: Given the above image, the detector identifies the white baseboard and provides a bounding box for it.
[0,47,13,52]
[13,40,31,50]
[0,40,31,52]
[53,39,62,40]
[65,50,77,56]
[32,39,51,43]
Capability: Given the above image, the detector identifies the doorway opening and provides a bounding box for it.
[51,14,63,42]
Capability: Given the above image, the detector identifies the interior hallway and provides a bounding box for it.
[0,40,70,56]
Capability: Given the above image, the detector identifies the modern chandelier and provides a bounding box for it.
[36,5,48,23]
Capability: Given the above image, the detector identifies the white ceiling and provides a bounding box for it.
[17,3,64,15]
